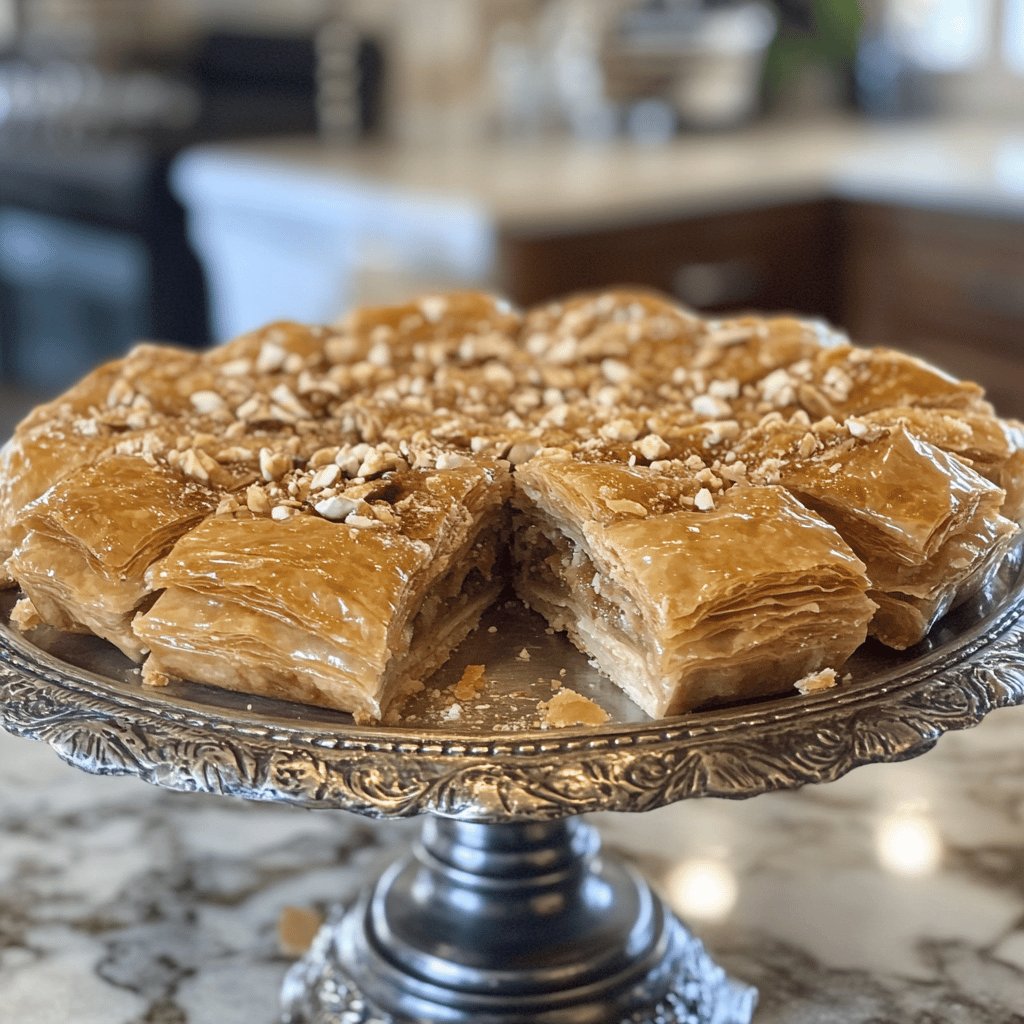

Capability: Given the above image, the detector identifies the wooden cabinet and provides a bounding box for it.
[497,200,843,322]
[498,198,1024,416]
[841,202,1024,415]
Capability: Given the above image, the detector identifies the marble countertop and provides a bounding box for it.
[3,707,1024,1023]
[173,116,1024,235]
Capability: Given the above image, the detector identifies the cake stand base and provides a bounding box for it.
[280,817,756,1024]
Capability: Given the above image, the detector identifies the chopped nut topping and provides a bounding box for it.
[601,358,631,384]
[246,484,271,514]
[260,448,292,482]
[636,434,670,461]
[216,495,240,515]
[691,394,732,419]
[346,514,378,529]
[798,433,818,459]
[507,442,540,466]
[219,357,253,377]
[315,494,361,521]
[600,419,640,443]
[190,390,225,414]
[310,464,342,491]
[309,447,340,468]
[255,341,286,373]
[759,369,796,407]
[216,446,254,464]
[694,487,715,511]
[180,448,215,484]
[435,452,470,470]
[704,420,740,446]
[703,323,755,347]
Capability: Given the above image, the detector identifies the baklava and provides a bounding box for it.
[2,289,1020,721]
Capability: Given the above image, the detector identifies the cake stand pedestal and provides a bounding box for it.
[3,549,1024,1024]
[281,816,753,1024]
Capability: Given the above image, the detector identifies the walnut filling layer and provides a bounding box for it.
[512,509,664,714]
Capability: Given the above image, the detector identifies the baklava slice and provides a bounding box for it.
[795,345,992,420]
[6,454,218,658]
[133,462,510,721]
[513,456,875,717]
[745,420,1018,649]
[859,407,1024,523]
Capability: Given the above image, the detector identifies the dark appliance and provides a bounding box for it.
[0,28,382,395]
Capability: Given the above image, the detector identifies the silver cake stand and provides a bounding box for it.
[3,548,1024,1024]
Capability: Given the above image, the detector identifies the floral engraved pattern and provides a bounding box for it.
[2,590,1024,822]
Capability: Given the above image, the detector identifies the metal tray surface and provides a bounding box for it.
[2,545,1024,821]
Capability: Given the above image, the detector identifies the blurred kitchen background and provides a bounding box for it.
[1,0,1024,435]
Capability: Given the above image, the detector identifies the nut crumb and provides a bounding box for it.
[451,664,487,701]
[246,484,271,514]
[694,487,715,512]
[794,667,839,695]
[278,906,324,957]
[517,648,531,661]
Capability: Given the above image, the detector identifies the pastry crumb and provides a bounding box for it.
[451,664,486,701]
[487,625,498,634]
[141,661,171,688]
[10,597,42,631]
[794,667,839,695]
[539,689,610,728]
[517,648,531,662]
[277,905,324,957]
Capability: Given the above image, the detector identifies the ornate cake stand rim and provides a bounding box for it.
[2,552,1024,819]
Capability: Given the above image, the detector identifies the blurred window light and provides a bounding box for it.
[664,857,738,922]
[874,813,943,877]
[1005,0,1024,72]
[887,0,994,71]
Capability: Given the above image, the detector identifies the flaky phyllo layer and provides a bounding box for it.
[2,290,1021,720]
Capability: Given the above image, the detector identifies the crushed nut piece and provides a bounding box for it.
[278,906,324,958]
[694,487,715,511]
[190,390,225,414]
[246,484,271,514]
[794,667,839,695]
[260,447,292,482]
[636,434,670,461]
[315,495,360,521]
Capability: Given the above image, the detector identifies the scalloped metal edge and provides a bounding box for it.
[2,588,1024,821]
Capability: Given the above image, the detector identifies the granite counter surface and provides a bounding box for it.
[2,707,1024,1023]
